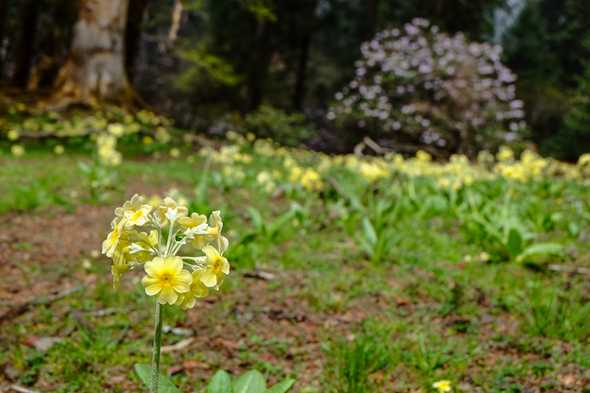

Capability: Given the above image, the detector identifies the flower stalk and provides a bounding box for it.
[151,301,163,393]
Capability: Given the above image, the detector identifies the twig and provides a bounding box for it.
[547,264,590,276]
[243,270,276,281]
[161,337,194,353]
[9,385,40,393]
[0,286,83,324]
[363,136,388,155]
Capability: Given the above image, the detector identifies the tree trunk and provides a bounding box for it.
[0,0,8,78]
[125,0,148,82]
[247,21,272,111]
[12,0,39,88]
[365,0,378,39]
[292,33,311,110]
[50,0,134,107]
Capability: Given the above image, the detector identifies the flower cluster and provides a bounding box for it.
[197,134,589,199]
[101,194,230,309]
[328,18,526,152]
[96,133,122,166]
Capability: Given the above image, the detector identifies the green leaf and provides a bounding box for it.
[362,217,377,246]
[266,378,295,393]
[568,222,580,237]
[517,242,564,263]
[233,370,266,393]
[247,207,265,232]
[507,227,523,257]
[207,370,233,393]
[134,364,181,393]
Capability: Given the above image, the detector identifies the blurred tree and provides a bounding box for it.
[381,0,506,40]
[553,36,590,158]
[125,0,149,82]
[503,0,590,158]
[50,0,135,107]
[0,0,7,77]
[12,0,39,88]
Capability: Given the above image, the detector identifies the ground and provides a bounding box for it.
[0,151,589,393]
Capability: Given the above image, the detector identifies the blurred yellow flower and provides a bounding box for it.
[7,130,19,141]
[433,380,452,392]
[11,144,25,157]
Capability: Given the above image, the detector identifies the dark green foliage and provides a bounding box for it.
[559,60,590,158]
[504,0,590,159]
[244,106,311,146]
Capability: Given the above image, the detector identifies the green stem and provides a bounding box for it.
[151,301,163,393]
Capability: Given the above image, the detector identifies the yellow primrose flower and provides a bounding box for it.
[142,256,192,304]
[207,211,229,252]
[108,123,125,136]
[433,380,452,393]
[111,251,129,289]
[102,220,126,257]
[200,245,230,288]
[7,130,19,141]
[11,144,25,157]
[416,150,432,162]
[54,145,65,155]
[578,153,590,167]
[124,204,152,227]
[497,146,514,162]
[148,195,162,208]
[115,194,146,218]
[176,271,209,309]
[125,230,159,263]
[170,148,180,158]
[179,212,207,229]
[156,197,189,224]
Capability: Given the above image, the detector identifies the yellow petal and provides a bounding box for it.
[141,275,157,286]
[173,278,191,293]
[168,256,184,273]
[178,270,192,285]
[202,245,219,260]
[145,284,162,296]
[221,258,230,275]
[145,258,161,276]
[199,270,218,288]
[159,288,178,304]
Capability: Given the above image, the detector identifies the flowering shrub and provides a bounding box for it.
[328,18,526,155]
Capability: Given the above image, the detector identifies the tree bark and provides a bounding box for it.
[50,0,134,107]
[12,0,39,88]
[125,0,148,82]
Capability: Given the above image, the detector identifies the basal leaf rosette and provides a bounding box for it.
[101,194,230,309]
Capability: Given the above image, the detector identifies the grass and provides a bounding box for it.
[1,148,590,392]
